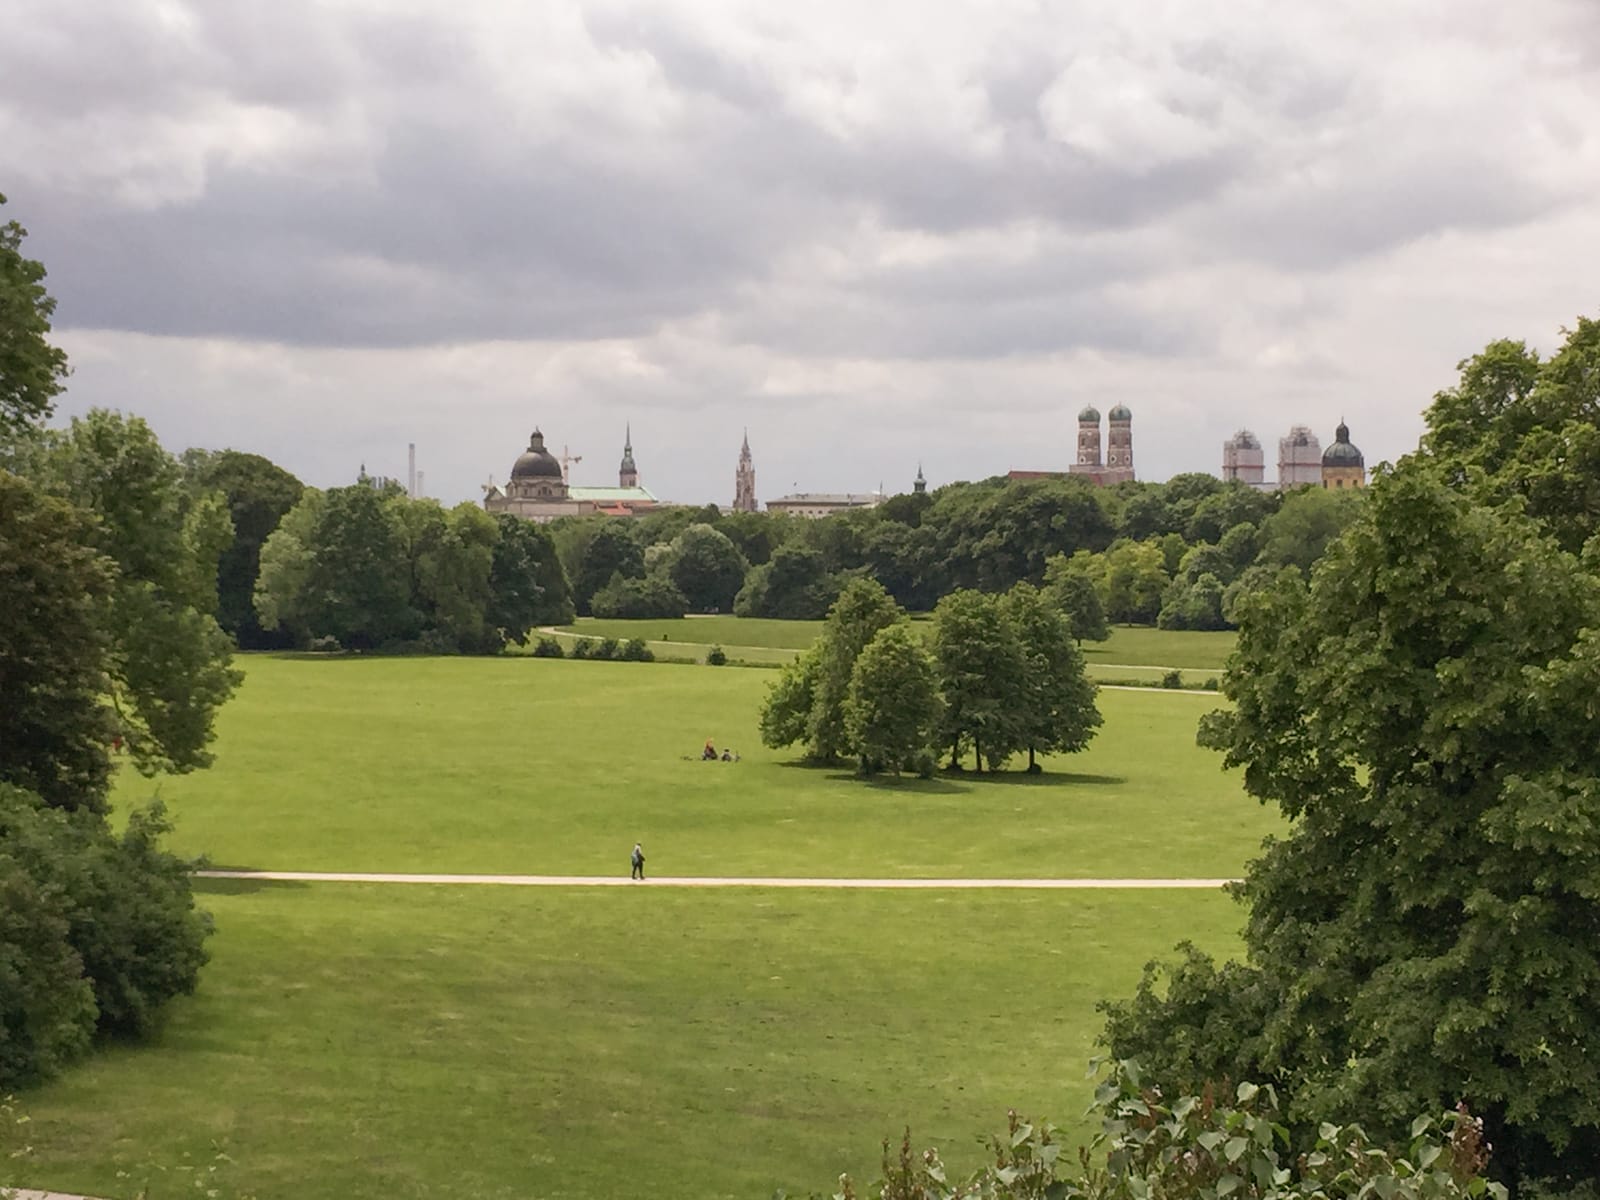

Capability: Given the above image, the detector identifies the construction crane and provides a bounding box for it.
[560,445,583,486]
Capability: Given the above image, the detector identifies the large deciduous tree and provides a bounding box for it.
[572,521,645,615]
[1002,583,1101,771]
[757,577,903,762]
[1103,464,1600,1193]
[0,474,116,812]
[0,194,68,441]
[668,522,748,612]
[807,578,904,762]
[1047,563,1109,645]
[184,450,304,648]
[932,589,1026,772]
[27,411,241,780]
[486,513,573,641]
[1421,318,1600,552]
[302,485,418,649]
[844,623,941,776]
[735,543,838,619]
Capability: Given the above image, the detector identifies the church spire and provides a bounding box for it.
[734,430,757,512]
[619,423,638,488]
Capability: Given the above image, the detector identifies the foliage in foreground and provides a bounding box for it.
[804,1062,1504,1200]
[0,208,219,1096]
[1104,449,1600,1188]
[0,786,209,1088]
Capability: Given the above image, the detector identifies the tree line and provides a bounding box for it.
[170,450,1364,654]
[759,578,1101,777]
[541,470,1364,634]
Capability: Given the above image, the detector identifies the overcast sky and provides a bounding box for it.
[5,0,1598,505]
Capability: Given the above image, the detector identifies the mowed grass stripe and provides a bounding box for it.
[113,657,1280,879]
[12,883,1244,1200]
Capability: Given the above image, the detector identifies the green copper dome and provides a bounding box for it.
[1108,403,1132,421]
[1078,405,1101,422]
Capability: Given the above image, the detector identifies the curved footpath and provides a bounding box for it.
[195,870,1234,888]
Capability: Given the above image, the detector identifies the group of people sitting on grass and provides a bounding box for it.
[701,739,739,762]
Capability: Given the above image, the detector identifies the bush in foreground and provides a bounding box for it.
[803,1062,1504,1200]
[0,786,209,1087]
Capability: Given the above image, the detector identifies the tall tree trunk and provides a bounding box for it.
[1028,745,1036,771]
[975,736,983,773]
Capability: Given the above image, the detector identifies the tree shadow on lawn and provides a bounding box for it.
[774,759,1125,793]
[191,870,311,896]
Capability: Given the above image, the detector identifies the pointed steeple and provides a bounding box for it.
[734,429,757,512]
[914,462,927,495]
[619,423,638,488]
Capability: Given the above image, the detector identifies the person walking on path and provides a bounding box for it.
[630,842,646,881]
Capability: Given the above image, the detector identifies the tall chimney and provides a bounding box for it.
[416,470,424,497]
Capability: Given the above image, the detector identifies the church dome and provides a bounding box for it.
[511,429,562,479]
[1108,403,1133,421]
[1078,405,1101,422]
[1321,421,1364,467]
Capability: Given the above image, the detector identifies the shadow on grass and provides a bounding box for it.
[775,757,1126,792]
[949,770,1128,787]
[823,773,971,795]
[191,870,311,896]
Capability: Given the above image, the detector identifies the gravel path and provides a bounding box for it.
[195,870,1234,889]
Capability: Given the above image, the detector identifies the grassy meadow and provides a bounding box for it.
[12,883,1243,1200]
[14,633,1271,1200]
[111,657,1278,879]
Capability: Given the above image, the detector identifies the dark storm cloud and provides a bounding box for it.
[4,0,1597,369]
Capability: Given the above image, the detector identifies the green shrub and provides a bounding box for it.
[1160,668,1184,689]
[620,638,654,662]
[307,634,342,653]
[530,636,565,658]
[570,637,594,660]
[0,786,209,1088]
[0,797,97,1085]
[706,645,728,666]
[1203,675,1220,691]
[67,802,211,1037]
[824,1061,1506,1200]
[593,637,620,661]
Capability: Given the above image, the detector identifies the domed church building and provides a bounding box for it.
[484,427,664,522]
[1321,420,1366,489]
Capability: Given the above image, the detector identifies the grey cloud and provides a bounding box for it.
[6,0,1599,377]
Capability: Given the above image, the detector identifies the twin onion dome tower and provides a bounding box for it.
[1068,404,1136,486]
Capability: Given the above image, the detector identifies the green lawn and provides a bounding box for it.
[112,657,1278,880]
[555,616,825,650]
[11,883,1243,1200]
[1083,627,1237,672]
[552,619,1238,675]
[13,653,1275,1199]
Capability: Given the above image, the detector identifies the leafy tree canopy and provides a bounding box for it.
[0,194,68,441]
[1106,462,1600,1192]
